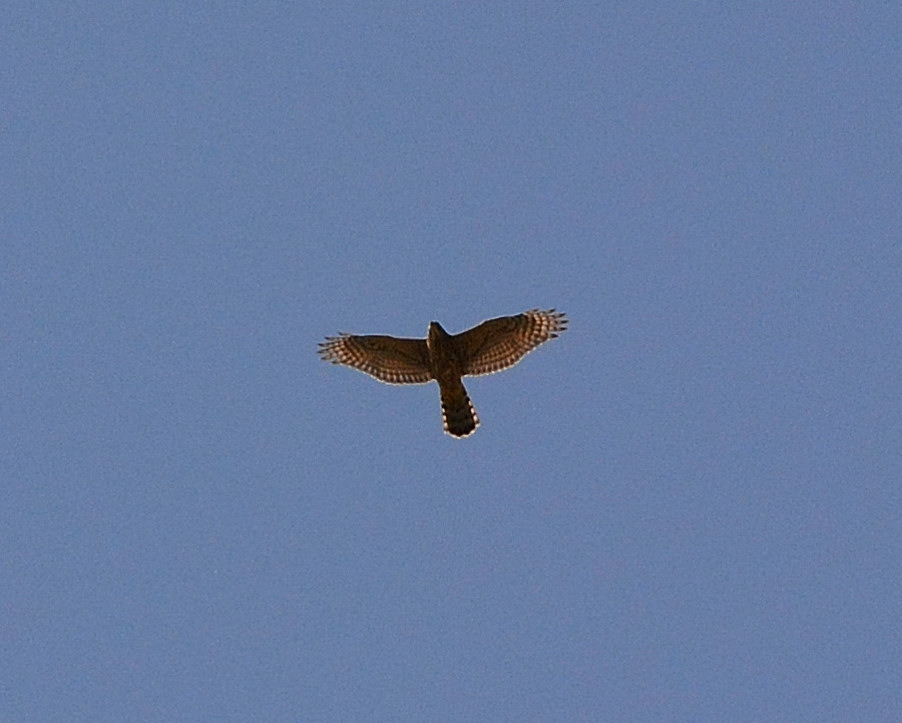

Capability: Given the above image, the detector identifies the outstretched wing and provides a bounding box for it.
[457,309,567,377]
[318,334,432,384]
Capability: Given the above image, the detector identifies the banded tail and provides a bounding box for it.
[439,378,479,438]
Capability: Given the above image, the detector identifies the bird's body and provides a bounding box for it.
[426,321,478,436]
[318,309,567,437]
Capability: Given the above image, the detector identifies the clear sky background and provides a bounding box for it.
[3,3,901,720]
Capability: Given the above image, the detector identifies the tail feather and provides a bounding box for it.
[439,379,479,437]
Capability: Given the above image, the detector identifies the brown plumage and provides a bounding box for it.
[318,309,567,437]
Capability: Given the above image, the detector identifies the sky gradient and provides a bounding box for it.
[4,3,902,720]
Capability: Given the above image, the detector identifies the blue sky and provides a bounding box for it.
[3,3,901,720]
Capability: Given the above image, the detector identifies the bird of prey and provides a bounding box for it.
[318,309,567,437]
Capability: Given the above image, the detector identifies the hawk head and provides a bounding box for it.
[426,321,450,352]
